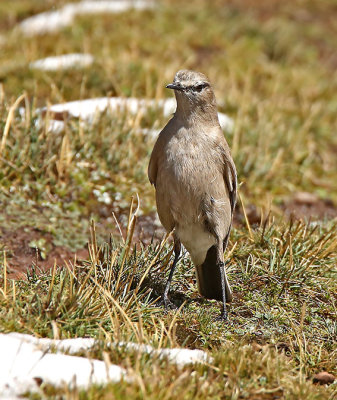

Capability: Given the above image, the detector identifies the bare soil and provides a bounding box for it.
[1,193,336,279]
[281,192,337,221]
[0,227,88,279]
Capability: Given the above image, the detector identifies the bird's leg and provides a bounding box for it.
[163,237,181,310]
[216,238,228,321]
[218,261,228,320]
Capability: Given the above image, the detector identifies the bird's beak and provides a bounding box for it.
[166,83,184,91]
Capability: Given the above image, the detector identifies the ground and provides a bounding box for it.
[0,0,336,398]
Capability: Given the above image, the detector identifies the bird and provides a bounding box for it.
[148,70,237,320]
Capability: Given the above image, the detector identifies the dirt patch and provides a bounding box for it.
[0,227,88,279]
[134,213,166,244]
[233,193,337,227]
[94,211,166,247]
[234,203,262,227]
[0,211,165,279]
[281,192,337,221]
[1,192,336,279]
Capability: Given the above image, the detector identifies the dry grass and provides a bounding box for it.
[1,212,336,398]
[0,0,336,398]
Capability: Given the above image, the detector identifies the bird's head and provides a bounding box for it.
[166,70,217,112]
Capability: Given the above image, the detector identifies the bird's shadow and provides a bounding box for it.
[135,272,208,309]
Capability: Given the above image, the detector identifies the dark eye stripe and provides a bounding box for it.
[193,83,209,92]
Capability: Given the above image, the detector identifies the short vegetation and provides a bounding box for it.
[0,0,336,398]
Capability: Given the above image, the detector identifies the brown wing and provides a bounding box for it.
[214,133,237,218]
[148,149,157,187]
[148,133,164,187]
[223,150,237,215]
[148,118,176,187]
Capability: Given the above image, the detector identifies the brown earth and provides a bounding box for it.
[0,227,88,279]
[234,192,337,227]
[1,192,336,279]
[0,212,166,280]
[281,192,337,221]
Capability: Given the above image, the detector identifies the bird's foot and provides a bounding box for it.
[214,309,228,322]
[214,314,228,322]
[161,296,178,311]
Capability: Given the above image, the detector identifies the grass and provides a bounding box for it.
[0,214,336,398]
[0,0,336,398]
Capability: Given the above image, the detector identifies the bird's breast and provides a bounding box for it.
[156,132,226,219]
[162,133,221,189]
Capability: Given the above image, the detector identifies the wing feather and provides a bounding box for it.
[215,138,237,217]
[223,154,237,214]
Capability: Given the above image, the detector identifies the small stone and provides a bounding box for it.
[33,377,43,386]
[312,372,335,385]
[293,192,318,205]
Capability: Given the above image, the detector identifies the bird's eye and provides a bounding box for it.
[194,83,207,92]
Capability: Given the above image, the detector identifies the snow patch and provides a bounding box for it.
[19,0,155,36]
[33,96,234,135]
[30,53,94,71]
[0,333,127,398]
[0,332,212,396]
[45,97,177,120]
[118,342,212,367]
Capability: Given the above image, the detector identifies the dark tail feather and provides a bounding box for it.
[196,245,232,302]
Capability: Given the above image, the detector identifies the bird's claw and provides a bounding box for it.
[161,296,178,311]
[214,310,228,322]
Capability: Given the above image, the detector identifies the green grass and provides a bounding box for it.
[1,0,336,216]
[0,0,336,398]
[1,216,336,398]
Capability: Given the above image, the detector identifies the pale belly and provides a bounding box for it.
[176,223,215,265]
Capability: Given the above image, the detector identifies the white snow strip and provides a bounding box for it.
[45,97,177,120]
[140,127,161,138]
[7,333,212,367]
[18,96,233,136]
[1,332,212,397]
[218,112,234,132]
[30,53,94,71]
[118,342,213,367]
[0,333,127,398]
[35,96,233,134]
[19,0,155,36]
[8,332,97,353]
[45,119,68,134]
